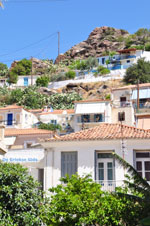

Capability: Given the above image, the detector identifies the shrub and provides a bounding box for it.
[36,76,50,87]
[0,162,43,225]
[97,65,110,75]
[50,73,66,82]
[38,122,62,131]
[65,70,76,79]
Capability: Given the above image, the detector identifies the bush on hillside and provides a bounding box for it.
[65,70,76,79]
[124,58,150,84]
[97,65,110,75]
[36,76,50,87]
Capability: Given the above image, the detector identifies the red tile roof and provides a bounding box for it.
[117,48,137,53]
[112,83,150,91]
[0,105,22,111]
[41,123,150,142]
[5,128,53,136]
[38,109,74,115]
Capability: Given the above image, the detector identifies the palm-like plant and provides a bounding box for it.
[113,153,150,225]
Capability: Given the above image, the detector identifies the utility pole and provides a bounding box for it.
[58,31,60,57]
[31,57,33,86]
[137,79,140,113]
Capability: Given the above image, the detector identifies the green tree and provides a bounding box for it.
[36,75,50,87]
[0,63,8,77]
[124,58,150,84]
[85,56,99,70]
[7,72,18,84]
[0,162,43,225]
[113,153,150,226]
[41,174,140,226]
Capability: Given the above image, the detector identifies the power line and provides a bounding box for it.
[0,32,57,58]
[2,0,68,3]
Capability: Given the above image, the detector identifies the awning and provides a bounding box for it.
[75,103,105,114]
[132,89,150,99]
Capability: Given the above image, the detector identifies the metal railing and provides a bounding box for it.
[95,180,124,191]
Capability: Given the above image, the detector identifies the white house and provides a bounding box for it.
[74,99,111,132]
[112,83,150,129]
[38,109,75,134]
[12,75,40,87]
[40,123,150,192]
[3,127,54,189]
[98,49,150,70]
[0,105,39,129]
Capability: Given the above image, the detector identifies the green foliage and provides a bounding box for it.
[105,94,111,99]
[38,122,62,131]
[65,70,76,79]
[145,43,150,51]
[113,153,150,225]
[7,59,32,84]
[125,36,134,48]
[36,76,50,87]
[0,63,8,77]
[41,174,129,226]
[7,72,18,84]
[131,45,144,50]
[68,57,98,71]
[124,58,150,84]
[0,162,43,225]
[0,86,82,109]
[97,65,110,75]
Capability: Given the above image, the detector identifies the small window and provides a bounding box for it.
[136,152,150,158]
[97,153,113,159]
[51,120,57,125]
[81,115,90,123]
[26,143,32,148]
[118,112,125,121]
[102,58,105,64]
[127,60,130,63]
[94,114,104,122]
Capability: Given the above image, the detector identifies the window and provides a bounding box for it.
[136,152,150,181]
[61,152,77,177]
[127,60,130,63]
[81,115,90,123]
[94,114,104,122]
[118,112,125,121]
[51,120,57,125]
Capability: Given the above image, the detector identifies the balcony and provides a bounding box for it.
[134,101,150,114]
[95,180,124,191]
[113,101,132,108]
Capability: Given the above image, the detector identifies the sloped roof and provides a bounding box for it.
[5,128,53,137]
[41,123,150,142]
[0,105,23,111]
[74,99,110,103]
[112,83,150,91]
[38,109,74,116]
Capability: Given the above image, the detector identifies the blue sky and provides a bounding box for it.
[0,0,150,67]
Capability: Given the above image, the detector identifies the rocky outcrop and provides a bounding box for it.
[55,26,129,63]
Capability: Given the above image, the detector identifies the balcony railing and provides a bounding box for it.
[113,101,132,108]
[95,180,124,191]
[134,101,150,113]
[77,117,105,124]
[0,120,17,126]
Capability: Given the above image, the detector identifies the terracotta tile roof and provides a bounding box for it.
[112,83,150,91]
[38,109,74,115]
[0,105,23,111]
[41,123,150,142]
[5,128,53,136]
[74,99,110,103]
[117,48,137,53]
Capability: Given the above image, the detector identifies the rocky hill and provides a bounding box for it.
[55,26,150,63]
